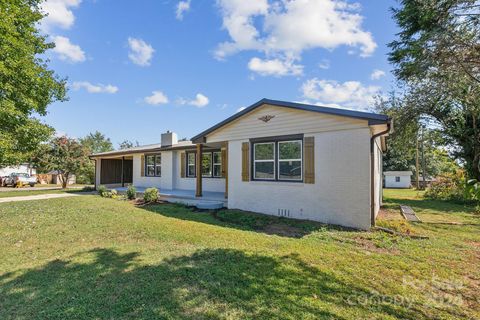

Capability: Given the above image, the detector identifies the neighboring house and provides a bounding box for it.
[90,99,391,229]
[384,171,412,189]
[0,164,36,177]
[48,171,77,185]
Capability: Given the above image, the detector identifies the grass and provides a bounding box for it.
[0,190,478,319]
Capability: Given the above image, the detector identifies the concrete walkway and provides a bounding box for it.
[0,193,79,203]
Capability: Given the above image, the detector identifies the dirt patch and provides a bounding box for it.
[131,199,167,207]
[377,208,403,220]
[353,236,400,254]
[263,223,306,238]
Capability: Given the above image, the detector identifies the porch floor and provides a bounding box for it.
[115,187,227,207]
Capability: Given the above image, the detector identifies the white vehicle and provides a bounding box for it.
[3,173,36,187]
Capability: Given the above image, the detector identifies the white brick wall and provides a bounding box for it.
[227,128,372,229]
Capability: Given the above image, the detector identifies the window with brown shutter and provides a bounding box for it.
[304,136,315,184]
[140,155,145,177]
[242,142,250,181]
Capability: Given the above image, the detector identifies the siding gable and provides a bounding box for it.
[206,104,368,143]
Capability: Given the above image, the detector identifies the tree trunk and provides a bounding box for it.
[415,138,420,189]
[61,173,68,189]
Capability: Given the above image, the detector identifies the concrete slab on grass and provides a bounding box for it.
[400,205,421,222]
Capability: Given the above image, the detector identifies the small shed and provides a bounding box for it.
[384,171,412,189]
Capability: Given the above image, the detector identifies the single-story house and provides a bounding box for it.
[384,171,412,189]
[90,99,391,229]
[0,164,36,177]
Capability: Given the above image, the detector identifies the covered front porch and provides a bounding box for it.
[96,156,133,188]
[116,186,227,208]
[192,141,228,199]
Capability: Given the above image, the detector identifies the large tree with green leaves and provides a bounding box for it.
[80,131,114,154]
[389,0,480,179]
[0,0,67,166]
[377,94,459,179]
[34,136,89,188]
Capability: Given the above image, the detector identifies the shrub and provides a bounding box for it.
[110,189,118,198]
[97,185,107,197]
[126,185,136,200]
[81,186,95,192]
[143,188,159,203]
[425,170,478,203]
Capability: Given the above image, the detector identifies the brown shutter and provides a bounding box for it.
[140,155,145,177]
[221,148,227,178]
[224,143,228,198]
[304,137,315,184]
[241,142,250,181]
[180,152,186,178]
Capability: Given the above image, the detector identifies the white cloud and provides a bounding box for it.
[40,0,81,31]
[236,106,246,112]
[52,36,85,63]
[215,0,376,76]
[301,78,382,109]
[178,93,210,107]
[370,69,386,80]
[144,91,169,105]
[248,57,303,76]
[72,81,118,94]
[128,37,155,66]
[318,59,330,69]
[176,0,191,20]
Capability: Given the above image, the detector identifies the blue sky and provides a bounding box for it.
[41,0,398,146]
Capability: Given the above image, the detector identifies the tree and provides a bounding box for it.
[34,137,89,188]
[389,0,480,179]
[78,131,114,184]
[0,0,67,166]
[80,131,114,154]
[119,140,140,150]
[376,94,460,182]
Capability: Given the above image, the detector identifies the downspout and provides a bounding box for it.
[370,121,391,227]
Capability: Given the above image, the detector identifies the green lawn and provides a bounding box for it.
[0,190,478,319]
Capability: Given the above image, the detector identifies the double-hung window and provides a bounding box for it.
[202,152,212,177]
[278,140,302,181]
[146,154,161,177]
[213,151,222,177]
[252,137,303,182]
[185,150,222,178]
[187,152,196,177]
[253,142,275,180]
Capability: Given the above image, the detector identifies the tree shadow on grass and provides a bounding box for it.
[0,248,428,320]
[140,203,356,238]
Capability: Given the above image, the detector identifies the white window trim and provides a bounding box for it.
[253,142,276,180]
[213,151,222,178]
[201,152,213,177]
[278,140,303,181]
[146,154,161,177]
[187,152,196,177]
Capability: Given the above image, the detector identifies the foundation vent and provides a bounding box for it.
[277,209,290,217]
